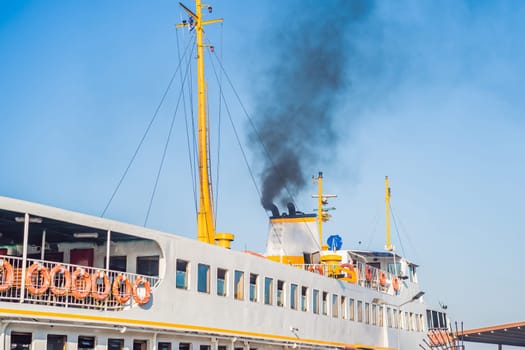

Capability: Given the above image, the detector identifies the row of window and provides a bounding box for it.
[10,332,254,350]
[175,260,426,332]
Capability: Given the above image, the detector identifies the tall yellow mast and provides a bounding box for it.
[385,176,393,251]
[177,1,223,244]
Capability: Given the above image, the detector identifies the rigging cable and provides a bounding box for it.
[177,28,199,214]
[203,30,224,227]
[389,203,407,258]
[101,36,195,218]
[144,44,194,226]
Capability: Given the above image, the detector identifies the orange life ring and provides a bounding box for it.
[25,263,50,296]
[379,271,387,286]
[91,270,111,301]
[71,268,92,300]
[339,263,358,284]
[132,276,151,305]
[49,264,71,296]
[0,260,14,292]
[365,266,373,282]
[392,276,400,292]
[112,274,132,304]
[307,265,324,275]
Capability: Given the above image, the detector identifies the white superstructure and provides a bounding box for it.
[0,195,449,350]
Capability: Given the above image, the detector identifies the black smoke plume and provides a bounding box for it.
[250,0,373,211]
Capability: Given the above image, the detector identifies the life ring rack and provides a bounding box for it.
[379,271,387,286]
[49,264,71,296]
[392,275,400,292]
[112,274,132,304]
[365,266,373,282]
[91,270,111,301]
[0,259,14,292]
[71,268,92,300]
[25,263,50,296]
[132,276,151,305]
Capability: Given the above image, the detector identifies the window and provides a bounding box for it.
[357,300,363,322]
[264,277,273,305]
[290,284,298,310]
[349,298,355,321]
[404,312,409,330]
[10,332,31,350]
[365,302,370,324]
[136,256,159,276]
[341,296,347,319]
[371,304,377,325]
[277,280,284,307]
[301,287,308,312]
[379,305,384,327]
[179,344,190,350]
[312,289,319,314]
[107,256,126,272]
[217,268,227,296]
[197,263,210,293]
[387,262,401,275]
[47,335,66,350]
[249,273,258,302]
[432,310,439,329]
[322,292,328,315]
[387,307,392,328]
[108,339,124,350]
[176,260,189,289]
[199,346,210,350]
[158,343,171,350]
[78,336,95,350]
[332,294,338,318]
[426,310,433,329]
[218,347,227,350]
[133,340,147,350]
[234,270,244,300]
[398,310,403,329]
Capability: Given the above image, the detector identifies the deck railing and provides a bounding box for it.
[0,255,160,310]
[293,261,401,296]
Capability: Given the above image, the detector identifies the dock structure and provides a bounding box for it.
[459,321,525,349]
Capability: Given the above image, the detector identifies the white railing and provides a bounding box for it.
[293,261,401,295]
[0,255,159,310]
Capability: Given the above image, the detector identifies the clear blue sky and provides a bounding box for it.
[1,1,524,349]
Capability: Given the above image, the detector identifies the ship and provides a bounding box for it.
[0,1,451,349]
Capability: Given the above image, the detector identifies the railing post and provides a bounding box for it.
[20,213,29,303]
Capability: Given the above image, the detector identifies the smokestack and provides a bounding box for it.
[287,202,296,216]
[270,203,280,218]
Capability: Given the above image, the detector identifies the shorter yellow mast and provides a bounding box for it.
[385,176,390,248]
[312,172,336,247]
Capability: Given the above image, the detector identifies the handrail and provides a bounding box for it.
[293,261,402,296]
[0,255,159,310]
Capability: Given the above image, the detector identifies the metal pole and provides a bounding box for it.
[40,229,46,260]
[20,213,30,303]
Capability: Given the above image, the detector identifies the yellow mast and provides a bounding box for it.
[317,172,324,245]
[312,172,336,247]
[385,176,393,251]
[177,1,223,244]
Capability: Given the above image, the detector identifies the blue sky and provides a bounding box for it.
[1,1,524,348]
